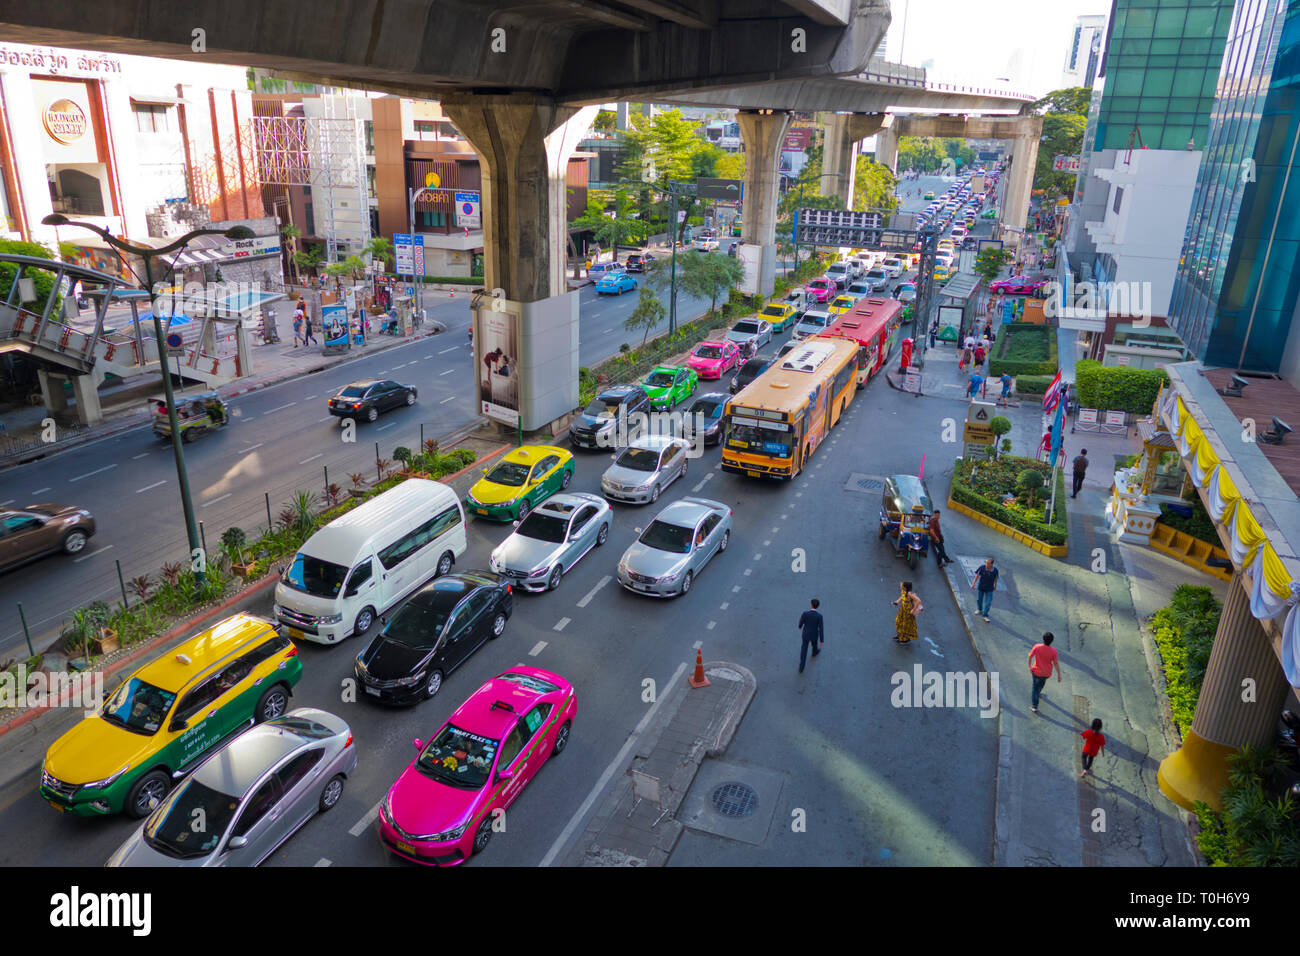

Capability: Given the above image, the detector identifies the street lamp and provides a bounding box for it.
[619,178,695,335]
[42,214,255,586]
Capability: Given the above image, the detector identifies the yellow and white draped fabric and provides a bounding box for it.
[1161,394,1300,685]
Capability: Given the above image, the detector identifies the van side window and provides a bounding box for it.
[378,508,457,570]
[344,559,374,596]
[427,505,462,540]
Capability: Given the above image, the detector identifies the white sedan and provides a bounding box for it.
[724,318,773,350]
[692,237,720,251]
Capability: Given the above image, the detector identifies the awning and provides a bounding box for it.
[130,94,183,107]
[170,248,228,269]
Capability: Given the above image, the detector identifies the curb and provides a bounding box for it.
[946,495,1069,559]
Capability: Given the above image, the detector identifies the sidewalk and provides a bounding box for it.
[936,394,1206,867]
[557,661,756,866]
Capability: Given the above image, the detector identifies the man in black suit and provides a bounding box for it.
[798,599,824,673]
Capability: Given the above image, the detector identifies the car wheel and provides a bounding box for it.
[436,551,454,577]
[561,468,572,489]
[517,499,531,520]
[424,669,444,699]
[490,612,507,638]
[679,570,693,596]
[719,530,730,552]
[596,523,609,546]
[547,565,563,591]
[405,391,415,406]
[366,406,378,423]
[62,530,88,555]
[354,607,375,637]
[255,684,290,723]
[551,720,571,758]
[126,770,171,819]
[908,550,918,571]
[319,774,345,812]
[878,524,888,540]
[472,815,494,855]
[650,484,660,503]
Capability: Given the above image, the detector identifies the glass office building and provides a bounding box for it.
[1168,0,1300,369]
[1094,0,1235,151]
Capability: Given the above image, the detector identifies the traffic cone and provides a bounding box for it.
[688,648,710,688]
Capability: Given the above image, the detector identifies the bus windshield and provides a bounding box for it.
[726,420,794,458]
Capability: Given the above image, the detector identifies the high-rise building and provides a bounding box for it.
[1167,0,1300,379]
[1063,15,1108,89]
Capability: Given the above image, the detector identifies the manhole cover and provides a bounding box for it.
[711,782,758,817]
[845,472,884,494]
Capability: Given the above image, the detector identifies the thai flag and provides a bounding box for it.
[1042,370,1063,413]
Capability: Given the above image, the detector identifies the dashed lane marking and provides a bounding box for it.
[720,601,729,610]
[74,545,113,564]
[32,487,50,495]
[69,465,116,482]
[318,416,334,423]
[744,568,752,576]
[136,481,166,494]
[299,454,323,464]
[438,346,458,354]
[131,453,150,460]
[377,422,396,430]
[439,368,455,376]
[752,553,762,560]
[264,402,297,414]
[553,617,571,632]
[440,396,456,404]
[732,585,741,593]
[693,640,703,649]
[576,575,612,608]
[204,493,232,506]
[529,641,548,656]
[348,800,382,837]
[241,443,265,452]
[707,621,716,629]
[314,858,332,867]
[764,540,771,546]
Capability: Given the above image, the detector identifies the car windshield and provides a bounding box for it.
[617,447,661,472]
[339,386,367,398]
[267,716,336,740]
[516,511,568,543]
[761,306,785,317]
[689,399,723,419]
[646,371,675,387]
[142,778,239,859]
[383,601,453,649]
[732,322,758,334]
[583,399,620,419]
[486,461,530,486]
[101,677,177,736]
[800,315,827,328]
[694,345,722,359]
[283,553,349,598]
[638,519,694,554]
[497,672,559,693]
[416,724,499,790]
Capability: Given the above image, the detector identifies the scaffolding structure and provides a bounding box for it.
[183,122,264,223]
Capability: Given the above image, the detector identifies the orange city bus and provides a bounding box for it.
[721,336,858,479]
[822,297,904,388]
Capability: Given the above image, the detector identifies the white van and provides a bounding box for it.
[273,479,467,645]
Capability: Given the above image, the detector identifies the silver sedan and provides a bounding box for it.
[106,708,356,867]
[617,497,732,598]
[601,435,691,505]
[488,492,612,591]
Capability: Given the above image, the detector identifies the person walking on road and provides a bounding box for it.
[970,556,999,621]
[1072,448,1089,498]
[1081,718,1106,776]
[1028,631,1062,714]
[929,509,952,566]
[998,371,1013,406]
[966,373,984,400]
[303,314,318,346]
[892,581,923,644]
[797,598,824,673]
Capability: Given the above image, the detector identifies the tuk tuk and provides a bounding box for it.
[877,474,933,569]
[152,391,229,443]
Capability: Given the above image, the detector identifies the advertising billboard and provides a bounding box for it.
[475,307,520,426]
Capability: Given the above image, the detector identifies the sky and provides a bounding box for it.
[885,0,1114,97]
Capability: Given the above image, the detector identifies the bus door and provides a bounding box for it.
[805,383,828,458]
[860,344,876,385]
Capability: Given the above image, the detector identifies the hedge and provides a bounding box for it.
[988,323,1058,377]
[1192,747,1300,867]
[1158,498,1219,546]
[950,455,1069,546]
[1074,359,1169,415]
[1013,374,1056,395]
[423,275,485,285]
[1150,584,1220,735]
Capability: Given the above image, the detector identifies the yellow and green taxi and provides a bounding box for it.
[759,302,799,333]
[934,264,952,281]
[828,294,858,316]
[40,613,301,818]
[464,445,575,521]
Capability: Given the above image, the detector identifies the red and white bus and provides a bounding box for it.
[820,297,904,387]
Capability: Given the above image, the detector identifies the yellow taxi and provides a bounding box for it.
[464,445,576,521]
[828,294,858,316]
[934,264,952,281]
[758,301,799,333]
[40,613,302,818]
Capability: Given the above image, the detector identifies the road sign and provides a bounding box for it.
[963,421,995,444]
[456,192,481,230]
[696,178,744,201]
[394,233,425,275]
[165,331,184,355]
[902,369,922,394]
[967,401,996,424]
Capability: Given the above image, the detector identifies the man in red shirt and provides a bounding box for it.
[1080,718,1106,776]
[1028,631,1062,714]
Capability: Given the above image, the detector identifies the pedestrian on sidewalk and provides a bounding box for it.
[998,371,1013,406]
[966,372,984,399]
[292,312,303,347]
[970,556,999,621]
[972,342,986,374]
[928,320,938,349]
[892,581,923,644]
[1028,631,1062,713]
[929,509,952,566]
[303,314,318,346]
[1072,448,1089,498]
[797,598,824,673]
[1081,718,1106,776]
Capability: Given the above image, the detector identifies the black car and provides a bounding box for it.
[624,252,656,273]
[328,380,417,422]
[570,385,651,449]
[354,571,513,704]
[680,393,727,447]
[730,356,772,395]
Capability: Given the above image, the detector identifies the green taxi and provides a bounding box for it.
[641,365,698,411]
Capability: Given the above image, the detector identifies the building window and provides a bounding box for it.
[133,103,172,133]
[417,211,446,228]
[364,120,374,155]
[304,204,315,236]
[366,166,377,201]
[1112,187,1124,215]
[414,120,436,140]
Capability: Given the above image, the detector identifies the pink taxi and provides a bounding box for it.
[805,278,834,304]
[686,340,740,380]
[378,666,576,866]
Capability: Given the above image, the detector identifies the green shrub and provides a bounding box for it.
[988,323,1058,376]
[1192,747,1300,866]
[392,446,412,463]
[1014,374,1056,395]
[950,456,1068,546]
[1150,584,1221,734]
[423,275,484,285]
[1074,359,1169,414]
[1158,498,1220,546]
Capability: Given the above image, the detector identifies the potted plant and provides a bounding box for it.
[222,526,254,577]
[348,472,367,499]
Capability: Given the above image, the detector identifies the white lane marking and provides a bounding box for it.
[576,575,612,608]
[69,464,116,482]
[553,617,571,632]
[707,621,716,630]
[529,641,548,656]
[439,346,458,354]
[439,368,455,376]
[319,416,335,423]
[732,585,741,593]
[744,568,752,576]
[795,492,803,498]
[136,480,166,494]
[74,544,113,564]
[753,553,762,560]
[32,487,51,495]
[720,601,729,610]
[204,493,232,506]
[781,514,789,520]
[690,471,715,492]
[0,499,12,507]
[349,800,382,837]
[603,328,614,333]
[763,540,771,546]
[305,395,318,401]
[540,660,689,867]
[314,858,332,867]
[771,527,779,533]
[241,443,265,452]
[377,422,396,431]
[440,396,456,404]
[693,640,703,649]
[264,402,297,414]
[132,453,150,460]
[299,454,323,464]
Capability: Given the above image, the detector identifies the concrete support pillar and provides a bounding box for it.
[236,320,252,377]
[1001,122,1042,238]
[821,113,889,207]
[68,373,103,426]
[37,369,67,413]
[1158,571,1291,810]
[876,119,899,176]
[737,110,792,297]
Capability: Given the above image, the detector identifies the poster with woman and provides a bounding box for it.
[476,309,519,423]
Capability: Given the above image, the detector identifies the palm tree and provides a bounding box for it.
[362,237,395,273]
[281,224,302,285]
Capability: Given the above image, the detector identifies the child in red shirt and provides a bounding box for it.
[1081,718,1106,776]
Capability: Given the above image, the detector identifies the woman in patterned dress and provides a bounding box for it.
[893,581,923,644]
